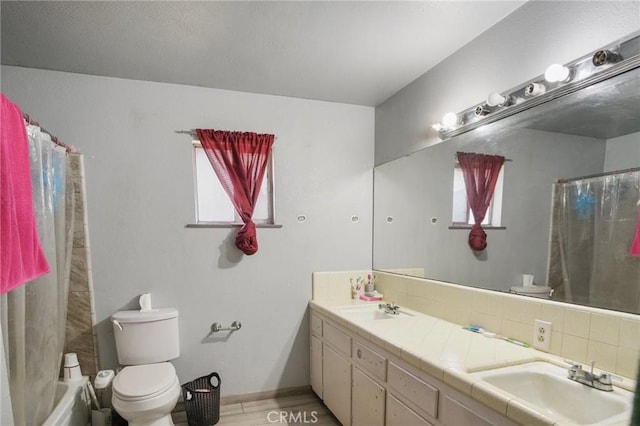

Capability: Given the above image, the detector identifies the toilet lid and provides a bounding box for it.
[113,362,176,401]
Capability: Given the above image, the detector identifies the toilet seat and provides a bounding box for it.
[113,362,177,402]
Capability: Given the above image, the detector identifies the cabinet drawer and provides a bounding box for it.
[353,341,387,381]
[387,394,433,426]
[442,396,492,426]
[311,314,323,336]
[324,322,351,356]
[387,362,438,419]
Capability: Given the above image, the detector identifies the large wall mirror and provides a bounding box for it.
[373,61,640,314]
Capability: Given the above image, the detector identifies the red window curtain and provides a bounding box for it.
[197,129,275,255]
[456,152,505,251]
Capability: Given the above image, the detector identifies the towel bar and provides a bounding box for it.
[211,321,242,333]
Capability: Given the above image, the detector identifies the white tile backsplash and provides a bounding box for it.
[619,319,640,350]
[589,313,621,346]
[563,308,591,338]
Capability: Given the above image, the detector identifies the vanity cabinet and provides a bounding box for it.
[310,309,516,426]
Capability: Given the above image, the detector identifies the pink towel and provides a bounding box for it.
[631,210,640,257]
[1,94,49,294]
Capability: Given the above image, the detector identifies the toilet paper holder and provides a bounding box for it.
[211,321,242,333]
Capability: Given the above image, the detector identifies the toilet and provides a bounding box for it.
[510,285,553,299]
[111,307,181,426]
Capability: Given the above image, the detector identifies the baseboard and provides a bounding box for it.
[220,385,312,405]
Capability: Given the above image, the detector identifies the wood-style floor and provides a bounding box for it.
[171,391,341,426]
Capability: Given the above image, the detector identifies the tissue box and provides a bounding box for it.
[359,293,383,301]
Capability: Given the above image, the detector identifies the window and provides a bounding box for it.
[192,142,274,225]
[451,165,504,226]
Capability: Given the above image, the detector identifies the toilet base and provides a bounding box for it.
[126,413,174,426]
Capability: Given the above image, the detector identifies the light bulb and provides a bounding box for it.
[431,123,443,131]
[487,93,507,107]
[442,112,458,128]
[544,64,571,82]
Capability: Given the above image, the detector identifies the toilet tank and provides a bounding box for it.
[111,308,179,365]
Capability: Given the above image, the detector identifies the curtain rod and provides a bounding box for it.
[454,155,513,162]
[23,113,74,153]
[556,166,640,183]
[175,129,277,139]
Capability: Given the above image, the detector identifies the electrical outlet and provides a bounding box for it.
[533,319,552,351]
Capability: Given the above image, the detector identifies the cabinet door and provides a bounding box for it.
[323,345,352,426]
[386,394,433,426]
[352,367,385,426]
[310,334,323,398]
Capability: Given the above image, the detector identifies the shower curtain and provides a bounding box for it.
[0,125,74,426]
[553,169,640,313]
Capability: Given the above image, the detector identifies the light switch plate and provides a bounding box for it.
[534,319,552,352]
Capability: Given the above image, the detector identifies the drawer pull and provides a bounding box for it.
[357,349,362,359]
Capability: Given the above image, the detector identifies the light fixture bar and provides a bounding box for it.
[438,31,640,140]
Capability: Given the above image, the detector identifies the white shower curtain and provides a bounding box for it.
[554,169,640,312]
[0,125,74,426]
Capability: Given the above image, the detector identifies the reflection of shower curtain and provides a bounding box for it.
[0,125,74,426]
[554,169,640,312]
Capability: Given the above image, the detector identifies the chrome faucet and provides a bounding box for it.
[566,361,621,392]
[378,302,400,315]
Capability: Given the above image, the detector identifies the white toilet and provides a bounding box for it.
[111,307,181,426]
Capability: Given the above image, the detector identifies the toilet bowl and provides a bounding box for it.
[510,285,553,299]
[112,362,181,426]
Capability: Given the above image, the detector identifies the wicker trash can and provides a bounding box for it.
[182,372,221,426]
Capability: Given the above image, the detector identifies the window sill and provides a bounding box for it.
[186,223,283,229]
[448,225,506,230]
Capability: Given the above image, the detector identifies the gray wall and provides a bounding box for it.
[373,128,606,291]
[2,66,374,396]
[375,1,640,165]
[605,131,640,171]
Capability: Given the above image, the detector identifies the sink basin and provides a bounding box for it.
[471,361,633,425]
[335,305,412,322]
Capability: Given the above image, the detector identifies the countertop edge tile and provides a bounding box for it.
[506,398,557,426]
[442,367,476,396]
[470,380,511,416]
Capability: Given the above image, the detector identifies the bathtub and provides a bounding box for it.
[42,376,91,426]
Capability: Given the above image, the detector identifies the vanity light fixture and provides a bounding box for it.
[474,104,490,116]
[525,82,546,97]
[544,64,572,83]
[435,31,639,141]
[442,112,460,128]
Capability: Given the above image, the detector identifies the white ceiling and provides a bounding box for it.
[1,1,526,106]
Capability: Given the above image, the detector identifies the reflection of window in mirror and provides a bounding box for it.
[451,165,504,227]
[193,141,274,224]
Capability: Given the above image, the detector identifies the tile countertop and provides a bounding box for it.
[309,299,637,426]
